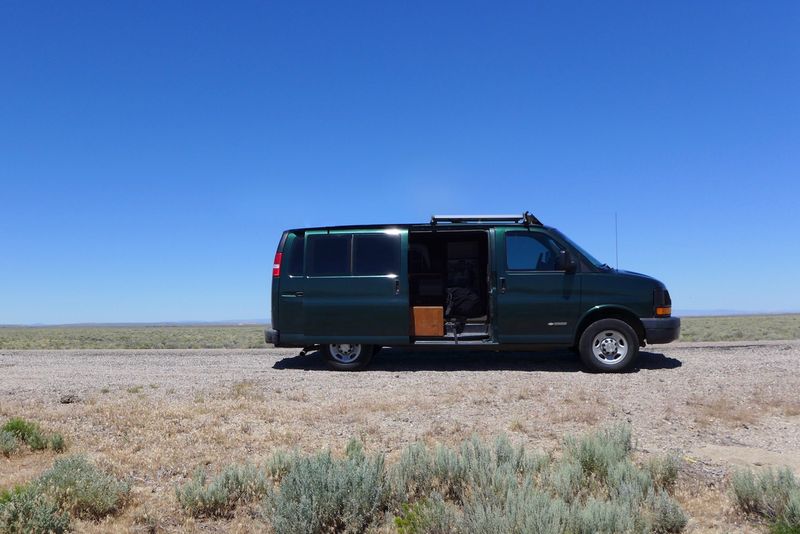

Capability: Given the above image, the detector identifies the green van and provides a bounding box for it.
[267,212,679,372]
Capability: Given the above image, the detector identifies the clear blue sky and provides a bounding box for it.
[1,1,798,324]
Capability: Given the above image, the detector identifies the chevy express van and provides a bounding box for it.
[267,212,679,372]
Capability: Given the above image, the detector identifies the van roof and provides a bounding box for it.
[287,212,543,233]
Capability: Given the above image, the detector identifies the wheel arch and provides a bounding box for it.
[574,306,646,347]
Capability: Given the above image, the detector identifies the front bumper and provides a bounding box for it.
[641,317,681,344]
[265,329,279,346]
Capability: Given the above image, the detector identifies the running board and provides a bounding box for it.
[413,339,497,346]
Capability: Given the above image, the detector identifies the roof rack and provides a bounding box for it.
[430,211,542,226]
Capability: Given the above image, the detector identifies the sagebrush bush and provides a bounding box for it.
[0,430,18,457]
[177,463,270,517]
[394,493,456,534]
[0,486,70,534]
[264,445,387,534]
[37,454,129,519]
[177,425,688,533]
[647,455,680,489]
[563,423,632,481]
[49,433,66,453]
[265,449,297,481]
[648,489,688,533]
[732,467,800,530]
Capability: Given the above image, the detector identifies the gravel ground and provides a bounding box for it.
[2,341,799,453]
[1,341,799,532]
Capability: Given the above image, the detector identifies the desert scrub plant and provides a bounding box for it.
[394,493,457,534]
[646,455,680,490]
[264,442,388,534]
[48,433,66,453]
[647,490,688,533]
[2,418,47,451]
[0,486,70,534]
[37,454,130,519]
[176,463,270,518]
[563,423,632,481]
[0,430,18,457]
[1,418,66,454]
[732,467,800,530]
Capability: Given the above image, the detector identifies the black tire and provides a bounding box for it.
[578,318,640,372]
[322,343,374,371]
[372,346,383,356]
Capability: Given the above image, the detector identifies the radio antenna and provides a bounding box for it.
[615,212,619,270]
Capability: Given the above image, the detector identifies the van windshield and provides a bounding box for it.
[550,229,611,270]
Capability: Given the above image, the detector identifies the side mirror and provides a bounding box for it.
[557,250,578,273]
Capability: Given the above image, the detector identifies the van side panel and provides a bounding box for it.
[301,229,410,345]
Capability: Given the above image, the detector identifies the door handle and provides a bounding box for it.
[294,291,304,297]
[394,280,400,295]
[499,277,507,294]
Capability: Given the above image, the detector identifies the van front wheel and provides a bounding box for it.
[322,343,374,371]
[578,319,639,372]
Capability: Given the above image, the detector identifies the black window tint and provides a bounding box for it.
[506,233,562,271]
[308,235,350,276]
[287,233,304,276]
[354,234,400,276]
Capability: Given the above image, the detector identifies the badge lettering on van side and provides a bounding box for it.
[547,322,567,326]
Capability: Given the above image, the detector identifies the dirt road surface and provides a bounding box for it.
[1,341,799,532]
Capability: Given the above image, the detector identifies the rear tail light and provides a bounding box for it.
[272,252,283,277]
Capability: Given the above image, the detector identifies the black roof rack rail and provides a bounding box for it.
[430,211,542,226]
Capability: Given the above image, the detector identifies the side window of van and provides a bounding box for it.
[308,235,350,276]
[354,234,400,276]
[506,233,563,271]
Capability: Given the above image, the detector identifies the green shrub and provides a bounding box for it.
[563,423,632,481]
[461,481,570,534]
[265,449,297,481]
[264,445,387,534]
[547,460,585,503]
[37,454,129,519]
[570,497,635,534]
[647,455,680,489]
[0,430,18,457]
[394,493,456,534]
[176,463,270,517]
[648,490,689,533]
[732,468,800,530]
[0,486,70,534]
[2,418,47,451]
[0,418,65,454]
[49,433,66,453]
[608,459,653,505]
[733,468,798,519]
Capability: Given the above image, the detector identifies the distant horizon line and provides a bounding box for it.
[2,309,800,328]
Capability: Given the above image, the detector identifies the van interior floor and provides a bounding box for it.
[408,230,490,341]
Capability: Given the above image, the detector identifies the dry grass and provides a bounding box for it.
[688,395,759,428]
[1,314,799,350]
[680,314,800,342]
[687,388,800,429]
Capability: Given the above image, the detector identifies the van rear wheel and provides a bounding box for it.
[578,319,639,372]
[322,343,374,371]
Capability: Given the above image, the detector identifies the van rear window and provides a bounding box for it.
[307,235,350,276]
[354,234,400,276]
[287,234,304,276]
